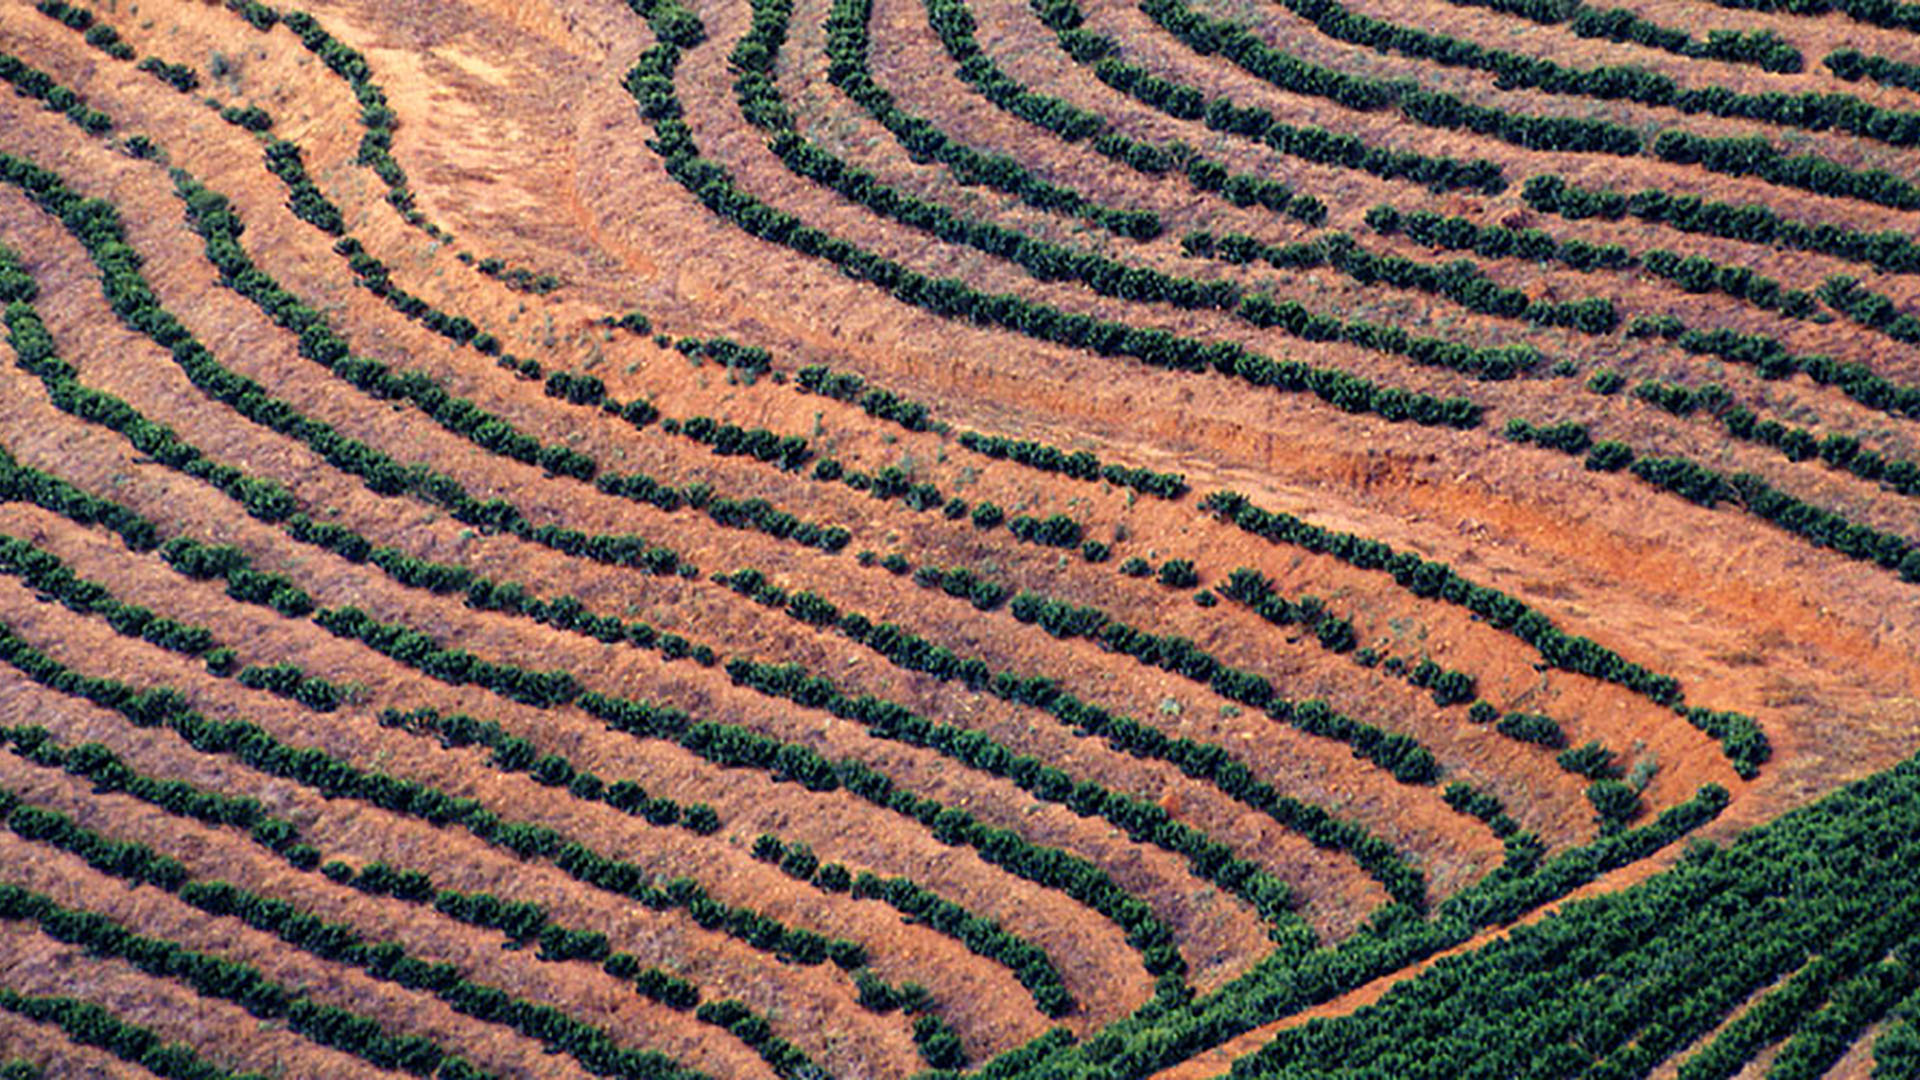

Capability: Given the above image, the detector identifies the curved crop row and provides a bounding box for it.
[1140,0,1643,156]
[0,827,498,1080]
[1227,764,1920,1080]
[747,832,1074,1017]
[1364,204,1818,320]
[1200,490,1684,703]
[717,566,1436,911]
[1182,229,1617,337]
[0,598,931,1055]
[1519,172,1920,276]
[732,0,1542,383]
[0,233,1201,998]
[625,0,1488,438]
[1023,0,1507,192]
[920,0,1358,213]
[825,0,1164,239]
[0,789,717,1080]
[1254,0,1920,155]
[0,984,268,1080]
[1,721,828,1076]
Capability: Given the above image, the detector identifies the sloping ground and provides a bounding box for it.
[0,0,1918,1076]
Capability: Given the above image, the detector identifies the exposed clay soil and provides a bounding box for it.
[4,0,1920,1074]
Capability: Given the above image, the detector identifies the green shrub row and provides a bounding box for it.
[951,783,1728,1079]
[752,832,1075,1017]
[1185,229,1616,339]
[1221,567,1484,709]
[1520,172,1920,276]
[1226,765,1905,1080]
[956,431,1188,498]
[1820,274,1920,348]
[795,363,933,431]
[1707,0,1920,35]
[720,566,1429,910]
[0,52,112,134]
[626,4,1488,441]
[1041,6,1506,193]
[0,250,1177,994]
[1366,204,1634,271]
[33,1,136,61]
[0,808,497,1079]
[1417,0,1805,71]
[0,725,313,868]
[0,530,214,658]
[1827,46,1920,90]
[0,725,793,1071]
[825,0,1161,240]
[1141,0,1644,156]
[1651,130,1920,213]
[1762,950,1918,1080]
[1201,490,1684,705]
[922,0,1335,217]
[1518,408,1920,591]
[1256,0,1920,156]
[1002,587,1448,789]
[1,797,728,1080]
[1876,987,1920,1079]
[723,646,1313,934]
[0,985,265,1080]
[379,706,721,835]
[0,611,909,1047]
[1626,374,1920,500]
[1671,896,1920,1080]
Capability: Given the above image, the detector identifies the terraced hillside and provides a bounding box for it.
[0,0,1918,1076]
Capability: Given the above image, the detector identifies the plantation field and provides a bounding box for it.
[1,0,1919,1076]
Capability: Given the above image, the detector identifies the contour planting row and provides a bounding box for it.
[1519,172,1920,277]
[1225,759,1920,1080]
[0,213,1269,1001]
[130,64,1228,573]
[629,0,1494,428]
[90,0,1920,607]
[1017,0,1506,193]
[0,208,1128,1039]
[0,984,265,1080]
[1429,0,1804,71]
[8,198,1741,858]
[0,584,957,1072]
[1195,491,1769,777]
[826,0,1167,239]
[0,841,502,1080]
[200,0,564,286]
[0,328,1186,1021]
[1499,400,1920,592]
[1178,229,1617,337]
[0,787,728,1080]
[159,55,1920,602]
[1363,204,1819,321]
[1605,373,1920,506]
[0,410,1107,1048]
[714,566,1438,909]
[948,782,1732,1078]
[1209,0,1920,159]
[732,0,1547,383]
[1136,0,1644,156]
[0,723,840,1077]
[920,0,1430,212]
[379,703,1070,1021]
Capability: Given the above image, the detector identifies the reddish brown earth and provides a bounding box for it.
[3,0,1920,1075]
